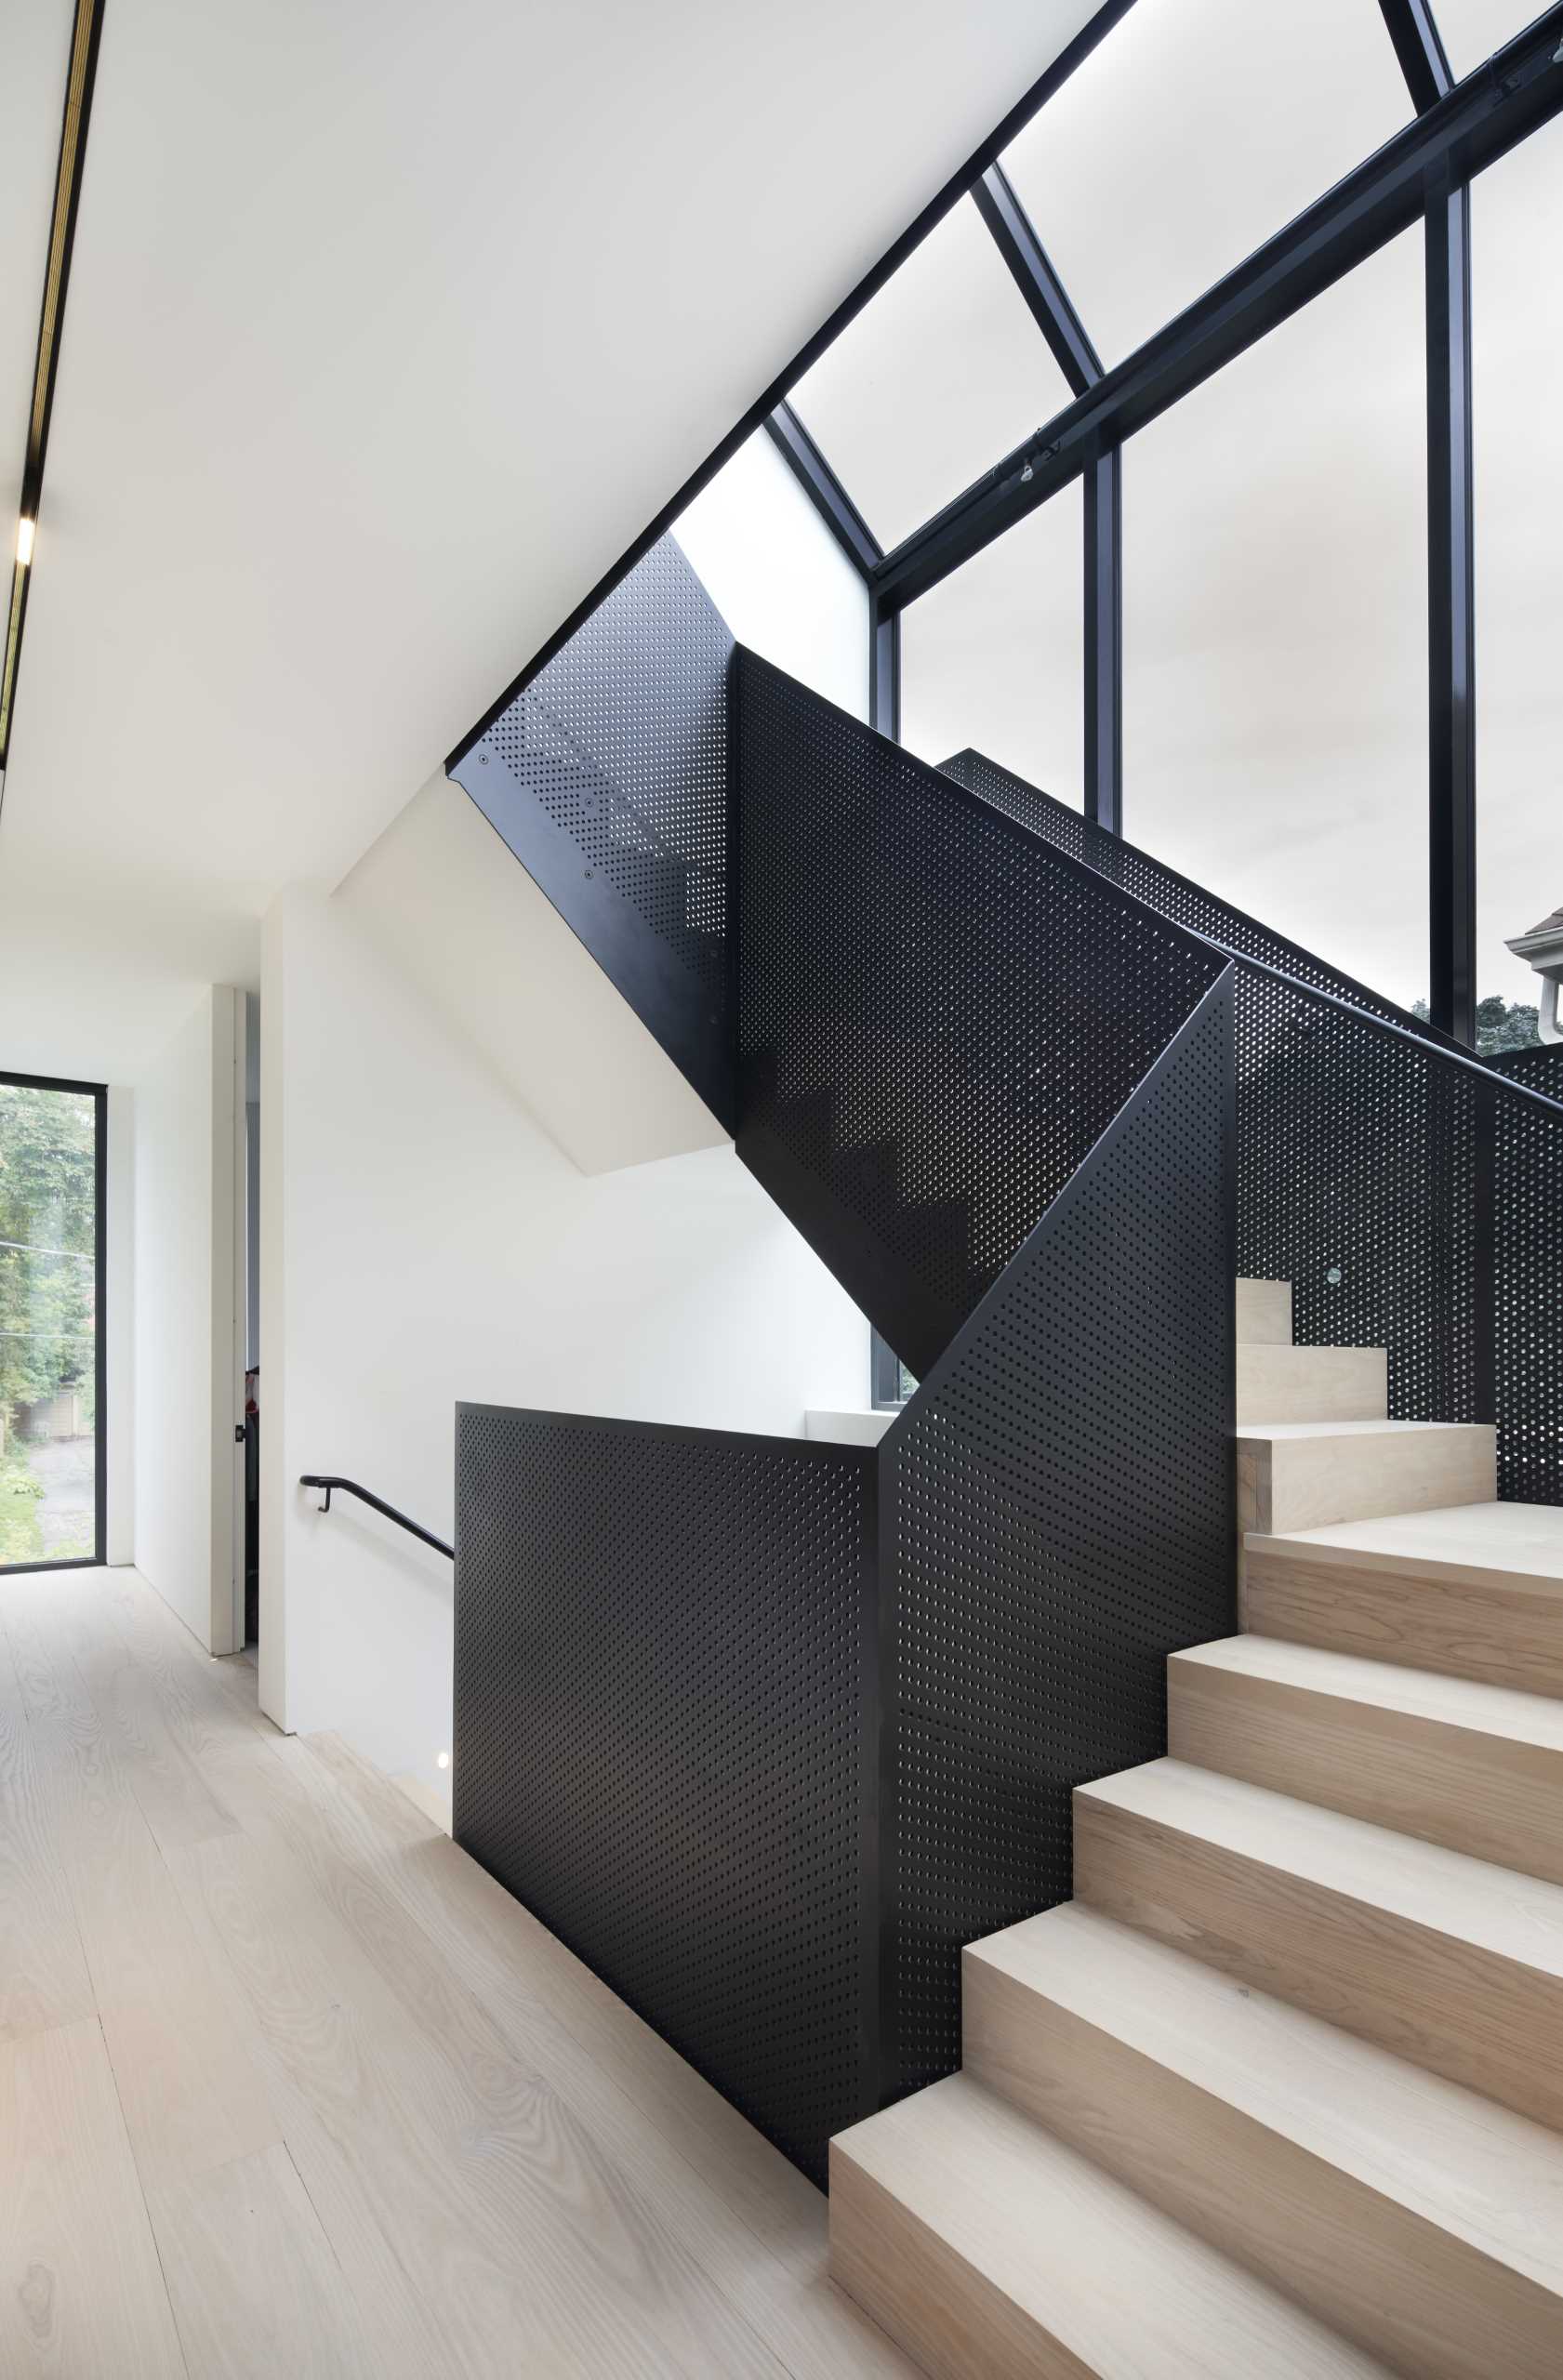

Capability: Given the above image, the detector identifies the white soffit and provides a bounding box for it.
[0,0,1101,1082]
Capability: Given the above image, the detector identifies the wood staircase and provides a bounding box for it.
[829,1281,1563,2379]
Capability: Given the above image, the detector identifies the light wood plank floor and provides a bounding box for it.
[0,1566,913,2380]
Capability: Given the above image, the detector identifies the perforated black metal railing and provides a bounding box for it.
[443,542,1559,2189]
[449,536,735,1127]
[943,747,1563,1503]
[735,654,1227,1380]
[448,599,1237,2182]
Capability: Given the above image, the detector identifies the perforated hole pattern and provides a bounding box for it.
[881,978,1235,2094]
[945,749,1563,1498]
[453,1408,879,2185]
[736,659,1225,1374]
[475,537,732,999]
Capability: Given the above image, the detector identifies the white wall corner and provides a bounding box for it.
[132,983,245,1658]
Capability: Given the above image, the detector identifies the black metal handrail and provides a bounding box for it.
[299,1474,454,1560]
[1188,936,1563,1123]
[941,749,1563,1127]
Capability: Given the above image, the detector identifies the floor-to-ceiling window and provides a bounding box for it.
[1472,110,1563,1025]
[1124,229,1428,1009]
[0,1072,104,1570]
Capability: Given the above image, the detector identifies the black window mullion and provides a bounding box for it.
[1375,0,1454,113]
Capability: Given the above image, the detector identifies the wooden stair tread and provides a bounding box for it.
[1236,1345,1386,1426]
[1236,1420,1490,1445]
[831,2073,1390,2380]
[1236,1423,1497,1536]
[1236,1278,1292,1343]
[1077,1759,1563,1977]
[1174,1633,1563,1749]
[966,1903,1563,2290]
[389,1769,454,1834]
[1252,1501,1563,1585]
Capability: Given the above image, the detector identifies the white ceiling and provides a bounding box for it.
[0,0,1100,1082]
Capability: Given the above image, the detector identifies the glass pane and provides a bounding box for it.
[1124,229,1427,1010]
[1002,0,1413,367]
[673,428,869,719]
[788,195,1073,552]
[1473,116,1563,1041]
[0,1080,99,1567]
[1432,1,1536,75]
[901,483,1084,803]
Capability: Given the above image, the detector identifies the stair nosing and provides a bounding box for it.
[966,1903,1563,2290]
[1076,1757,1563,1977]
[1172,1634,1563,1745]
[833,2071,1393,2377]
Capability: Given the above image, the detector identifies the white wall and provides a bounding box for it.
[673,426,870,721]
[133,987,240,1651]
[260,883,868,1784]
[343,773,727,1178]
[105,1086,135,1563]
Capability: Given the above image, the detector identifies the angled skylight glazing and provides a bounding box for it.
[788,194,1073,553]
[901,486,1084,804]
[1000,0,1414,369]
[1472,112,1563,1012]
[1123,229,1427,1007]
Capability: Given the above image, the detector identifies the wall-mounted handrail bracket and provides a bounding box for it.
[298,1474,454,1560]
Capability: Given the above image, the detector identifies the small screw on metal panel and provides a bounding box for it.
[1326,1266,1342,1286]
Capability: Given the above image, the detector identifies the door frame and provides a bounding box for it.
[0,1067,107,1573]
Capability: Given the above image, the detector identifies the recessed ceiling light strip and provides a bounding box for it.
[0,0,106,785]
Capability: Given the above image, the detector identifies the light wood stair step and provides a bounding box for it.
[390,1769,453,1834]
[829,2072,1391,2380]
[1170,1634,1563,1882]
[1244,1501,1563,1694]
[1237,1278,1292,1344]
[1073,1757,1563,2132]
[962,1902,1563,2380]
[1236,1343,1386,1425]
[1238,1421,1496,1536]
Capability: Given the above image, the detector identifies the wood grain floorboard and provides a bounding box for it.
[279,1731,913,2379]
[0,2015,187,2378]
[0,1620,96,2045]
[148,2142,378,2380]
[0,1568,910,2380]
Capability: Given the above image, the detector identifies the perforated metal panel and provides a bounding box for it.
[941,747,1448,1034]
[1494,1096,1563,1504]
[453,1405,880,2185]
[449,536,735,1124]
[881,976,1235,2095]
[945,745,1563,1501]
[1490,1040,1563,1098]
[735,658,1225,1381]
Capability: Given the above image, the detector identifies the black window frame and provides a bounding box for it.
[0,1067,108,1574]
[760,0,1563,1055]
[444,0,1563,1412]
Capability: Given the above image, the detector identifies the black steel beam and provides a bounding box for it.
[870,597,900,741]
[764,403,881,579]
[973,163,1103,397]
[1083,445,1122,835]
[875,8,1563,613]
[1427,172,1477,1046]
[1377,0,1454,113]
